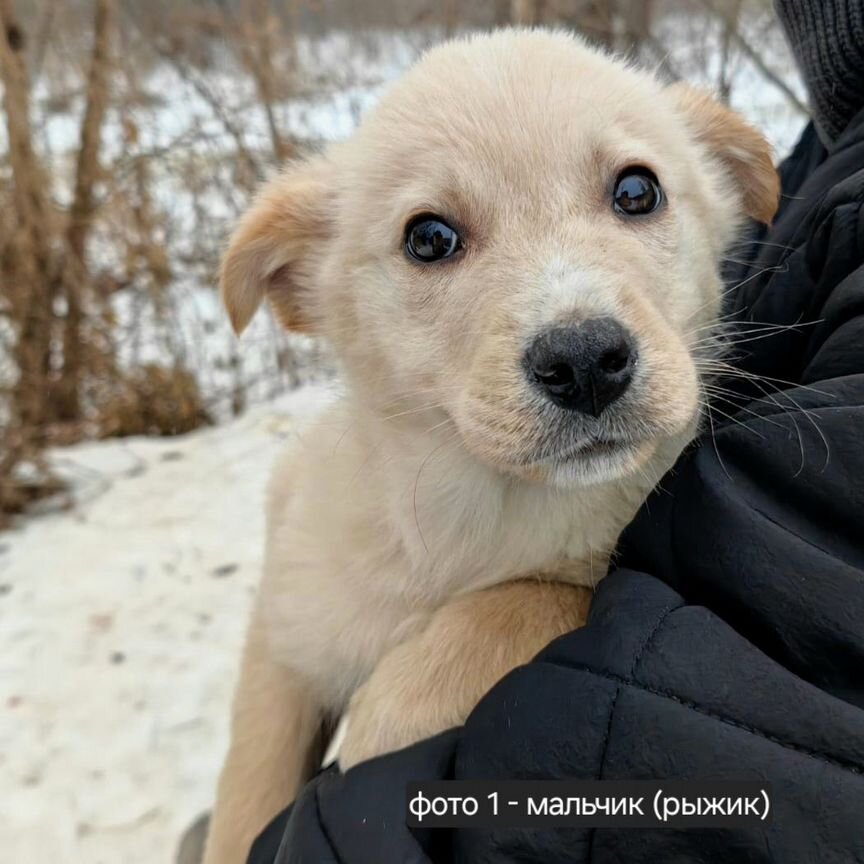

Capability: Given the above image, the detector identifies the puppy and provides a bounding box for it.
[203,29,778,864]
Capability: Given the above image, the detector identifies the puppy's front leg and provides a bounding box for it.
[203,610,326,864]
[339,579,592,770]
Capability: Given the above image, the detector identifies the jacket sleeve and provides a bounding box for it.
[617,185,864,705]
[251,570,864,864]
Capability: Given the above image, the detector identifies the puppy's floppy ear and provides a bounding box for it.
[220,157,333,334]
[669,83,780,225]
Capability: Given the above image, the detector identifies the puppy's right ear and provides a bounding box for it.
[220,157,333,334]
[668,83,779,226]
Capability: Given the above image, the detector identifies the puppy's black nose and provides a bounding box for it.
[524,318,638,416]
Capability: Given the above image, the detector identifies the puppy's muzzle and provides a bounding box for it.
[524,318,638,417]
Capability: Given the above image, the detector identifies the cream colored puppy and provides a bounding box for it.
[204,29,778,864]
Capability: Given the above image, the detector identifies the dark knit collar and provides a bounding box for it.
[775,0,864,146]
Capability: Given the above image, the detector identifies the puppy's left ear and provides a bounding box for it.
[669,83,780,225]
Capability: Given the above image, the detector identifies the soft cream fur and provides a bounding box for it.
[203,29,778,864]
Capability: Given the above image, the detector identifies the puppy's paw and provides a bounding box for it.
[338,679,433,770]
[337,581,592,771]
[337,641,456,771]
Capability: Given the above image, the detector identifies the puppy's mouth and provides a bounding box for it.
[556,437,633,461]
[513,433,638,467]
[509,429,664,484]
[544,436,646,469]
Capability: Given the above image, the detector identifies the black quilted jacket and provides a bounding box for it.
[248,114,864,864]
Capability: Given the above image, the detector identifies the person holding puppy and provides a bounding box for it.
[245,1,864,862]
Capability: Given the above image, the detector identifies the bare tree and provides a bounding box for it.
[235,0,293,163]
[0,0,56,434]
[510,0,546,25]
[58,0,114,420]
[0,0,62,519]
[700,0,808,115]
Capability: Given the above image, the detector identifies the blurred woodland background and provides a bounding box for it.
[0,0,807,528]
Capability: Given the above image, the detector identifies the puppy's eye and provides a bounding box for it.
[613,168,663,216]
[405,215,461,262]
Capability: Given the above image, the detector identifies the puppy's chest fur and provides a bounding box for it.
[259,399,674,712]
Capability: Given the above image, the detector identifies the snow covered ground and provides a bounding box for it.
[0,384,335,864]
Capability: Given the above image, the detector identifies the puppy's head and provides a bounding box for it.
[222,30,778,487]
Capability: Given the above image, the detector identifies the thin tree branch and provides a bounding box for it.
[699,0,809,116]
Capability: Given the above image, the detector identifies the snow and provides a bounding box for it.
[0,383,336,864]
